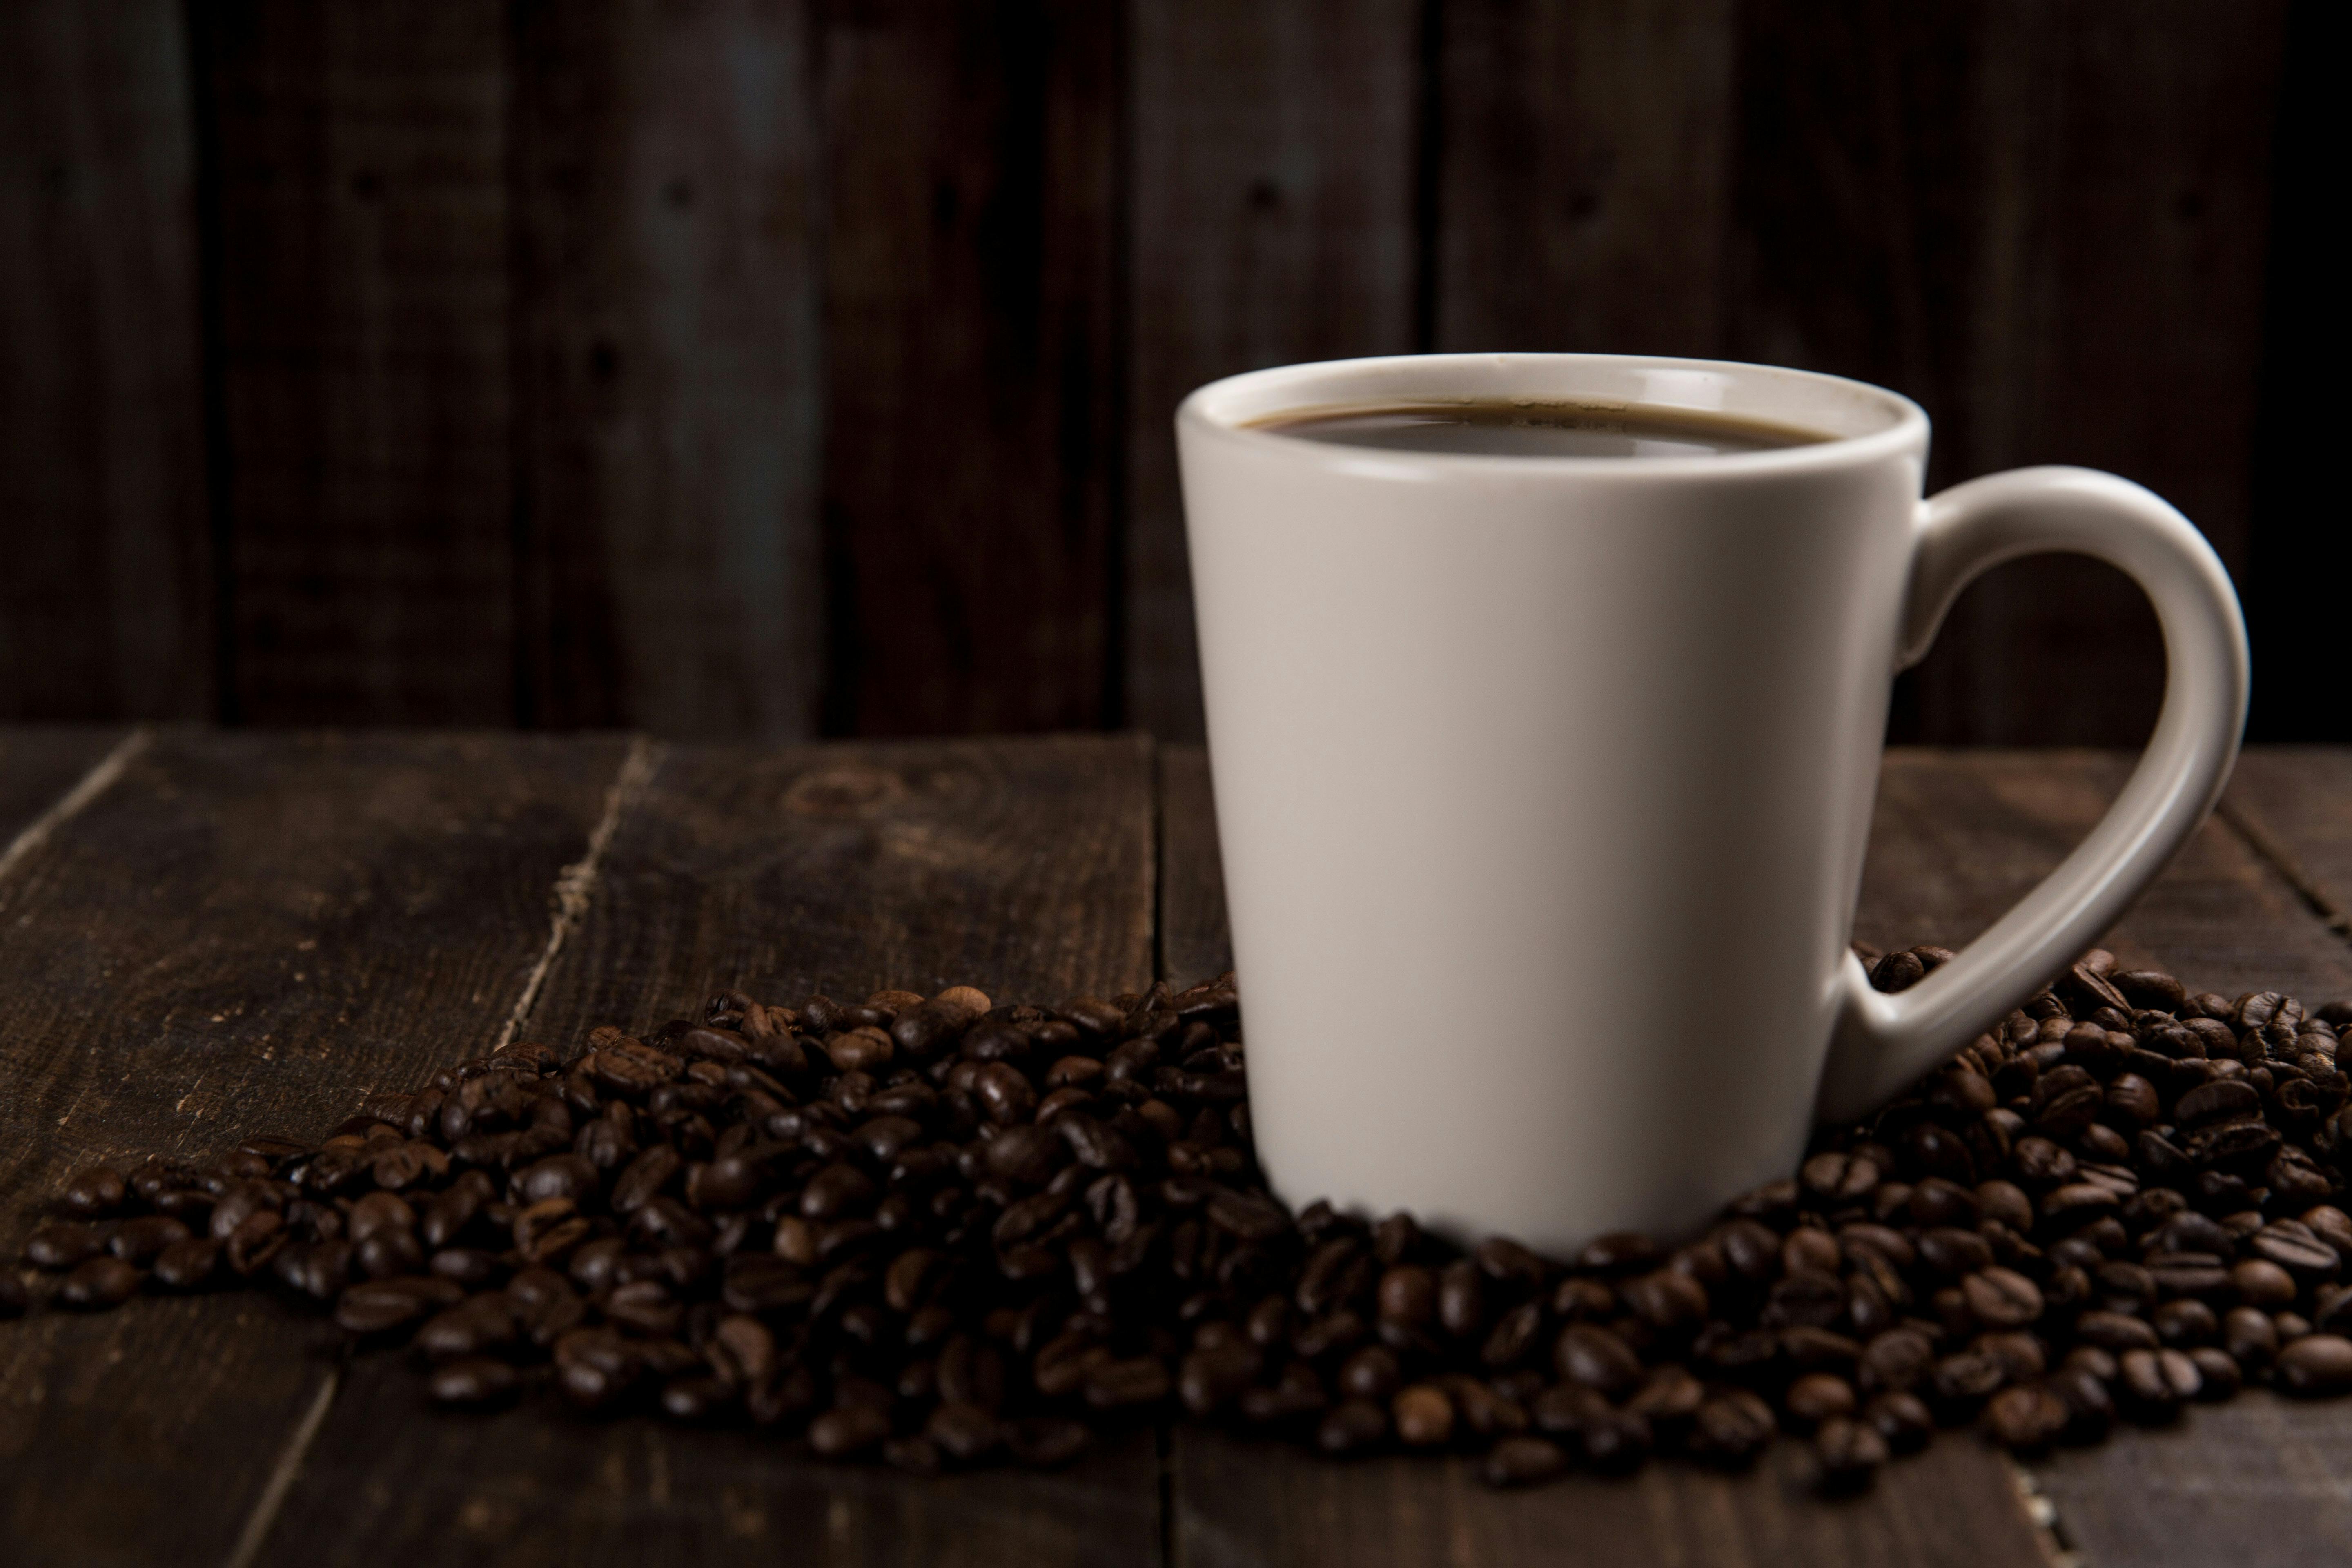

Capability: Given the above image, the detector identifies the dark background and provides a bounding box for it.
[1,0,2341,746]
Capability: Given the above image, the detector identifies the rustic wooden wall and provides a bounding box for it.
[0,0,2316,744]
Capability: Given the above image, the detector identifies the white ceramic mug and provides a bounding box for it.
[1176,353,2247,1254]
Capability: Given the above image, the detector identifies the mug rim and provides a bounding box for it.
[1178,352,1930,480]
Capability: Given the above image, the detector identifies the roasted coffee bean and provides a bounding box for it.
[58,1255,142,1309]
[1783,1372,1857,1426]
[2251,1221,2340,1279]
[1481,1435,1568,1487]
[1813,1415,1887,1490]
[2189,1345,2242,1399]
[1317,1398,1390,1455]
[1438,1259,1486,1339]
[2074,1310,2160,1352]
[1862,1391,1933,1454]
[1859,1327,1935,1394]
[61,1166,128,1218]
[107,1215,191,1267]
[1985,1384,2070,1452]
[1339,1345,1403,1401]
[1392,1383,1454,1446]
[151,1237,221,1291]
[1555,1323,1642,1396]
[25,1222,105,1271]
[336,1278,458,1334]
[2117,1348,2196,1419]
[1622,1267,1708,1329]
[2227,1243,2295,1300]
[429,1357,520,1408]
[1930,1350,2006,1405]
[2276,1334,2352,1395]
[1085,1356,1172,1410]
[1690,1390,1776,1467]
[1961,1267,2042,1328]
[2152,1298,2218,1347]
[2225,1306,2280,1369]
[34,957,2352,1490]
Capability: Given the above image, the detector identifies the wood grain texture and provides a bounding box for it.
[1855,749,2352,1004]
[257,733,1162,1567]
[1123,0,1421,742]
[2223,747,2352,930]
[0,0,212,722]
[1856,747,2352,1568]
[820,0,1120,736]
[0,731,629,1567]
[535,733,1158,1037]
[1158,745,1229,989]
[1434,0,1737,357]
[1174,1432,2051,1568]
[0,726,134,847]
[1728,0,2287,748]
[2031,1392,2352,1568]
[200,1,515,724]
[1160,739,2051,1568]
[2006,745,2352,1568]
[510,0,824,740]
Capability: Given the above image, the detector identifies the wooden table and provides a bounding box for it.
[4,727,2351,1568]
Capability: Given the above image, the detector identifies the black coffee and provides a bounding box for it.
[1253,399,1831,458]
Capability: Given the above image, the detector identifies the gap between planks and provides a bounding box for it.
[2217,797,2352,940]
[217,733,658,1568]
[0,727,151,887]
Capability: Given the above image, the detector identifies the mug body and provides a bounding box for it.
[1177,354,1929,1252]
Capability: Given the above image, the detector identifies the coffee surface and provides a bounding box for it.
[1254,399,1831,458]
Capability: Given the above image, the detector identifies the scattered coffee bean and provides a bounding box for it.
[2276,1334,2352,1396]
[58,1256,141,1309]
[16,956,2352,1494]
[1813,1415,1887,1490]
[1482,1435,1568,1487]
[1985,1385,2069,1452]
[429,1357,520,1408]
[61,1166,128,1218]
[24,1223,105,1271]
[1690,1390,1776,1467]
[1392,1383,1454,1446]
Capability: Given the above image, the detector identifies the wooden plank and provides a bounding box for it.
[2005,747,2352,1568]
[2222,748,2352,934]
[1433,0,1738,357]
[818,1,1120,736]
[1176,1433,2049,1568]
[0,727,135,848]
[1158,745,1230,989]
[1725,2,2286,747]
[198,1,514,724]
[1855,748,2352,1568]
[0,731,630,1567]
[1123,0,1421,742]
[1159,740,2051,1568]
[2031,1394,2352,1568]
[1856,750,2352,1005]
[256,735,1163,1566]
[510,0,825,739]
[0,1,212,722]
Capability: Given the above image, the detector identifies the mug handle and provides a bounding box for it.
[1814,466,2249,1123]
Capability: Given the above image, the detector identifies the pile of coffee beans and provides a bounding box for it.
[11,947,2352,1493]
